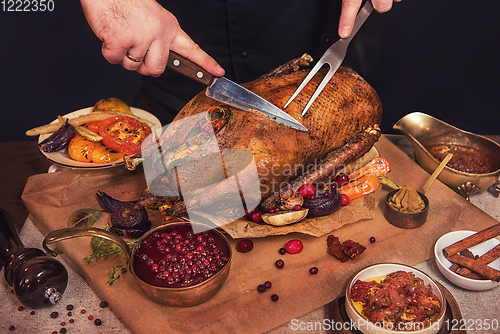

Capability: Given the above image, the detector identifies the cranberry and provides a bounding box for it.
[236,239,254,253]
[257,284,267,293]
[88,315,94,320]
[278,247,286,255]
[264,281,272,289]
[69,319,75,324]
[370,236,376,243]
[17,306,24,311]
[299,184,316,196]
[275,259,285,269]
[336,173,349,188]
[307,194,316,200]
[285,239,303,254]
[293,205,302,211]
[309,267,318,275]
[341,194,350,206]
[271,294,279,302]
[250,209,263,223]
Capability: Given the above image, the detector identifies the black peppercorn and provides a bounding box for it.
[50,311,59,318]
[94,319,102,326]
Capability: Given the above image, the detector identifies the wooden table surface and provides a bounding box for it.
[0,141,51,230]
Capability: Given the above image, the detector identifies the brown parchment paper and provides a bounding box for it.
[21,136,499,334]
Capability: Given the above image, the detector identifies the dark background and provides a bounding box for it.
[0,0,498,142]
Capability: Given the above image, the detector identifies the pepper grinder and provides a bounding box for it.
[1,208,68,308]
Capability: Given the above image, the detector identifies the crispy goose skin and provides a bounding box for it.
[139,54,382,217]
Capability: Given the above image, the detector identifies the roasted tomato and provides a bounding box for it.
[68,135,99,162]
[90,146,125,164]
[68,134,124,164]
[84,121,103,133]
[99,116,152,156]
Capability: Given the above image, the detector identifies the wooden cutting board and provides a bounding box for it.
[21,135,497,333]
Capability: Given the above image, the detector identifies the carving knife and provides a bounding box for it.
[166,51,308,131]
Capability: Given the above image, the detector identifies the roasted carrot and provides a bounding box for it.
[348,157,391,180]
[339,173,380,201]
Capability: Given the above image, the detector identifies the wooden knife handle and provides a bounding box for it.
[166,51,213,86]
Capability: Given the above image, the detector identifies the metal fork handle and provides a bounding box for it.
[284,1,373,114]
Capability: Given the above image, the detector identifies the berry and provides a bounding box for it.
[9,326,15,331]
[264,281,272,289]
[307,194,316,200]
[88,315,94,320]
[250,209,263,223]
[299,184,316,196]
[336,173,349,187]
[236,239,254,253]
[275,259,285,269]
[271,294,279,302]
[278,248,286,255]
[293,205,302,211]
[341,194,350,206]
[309,267,319,275]
[17,306,24,311]
[285,239,303,254]
[369,236,376,243]
[69,319,74,324]
[257,284,267,293]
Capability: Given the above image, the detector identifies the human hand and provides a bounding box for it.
[338,0,401,38]
[80,0,224,77]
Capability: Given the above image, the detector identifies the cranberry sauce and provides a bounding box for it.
[133,223,230,288]
[426,144,500,174]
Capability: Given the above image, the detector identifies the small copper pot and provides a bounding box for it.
[42,221,231,307]
[384,189,429,229]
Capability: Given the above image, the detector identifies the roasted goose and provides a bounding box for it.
[138,54,382,220]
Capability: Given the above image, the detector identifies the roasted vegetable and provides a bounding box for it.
[96,191,151,239]
[38,119,76,153]
[302,190,341,217]
[338,174,380,201]
[261,209,308,226]
[347,157,391,180]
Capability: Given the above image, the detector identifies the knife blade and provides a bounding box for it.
[166,51,308,132]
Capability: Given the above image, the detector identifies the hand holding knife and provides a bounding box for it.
[166,51,308,132]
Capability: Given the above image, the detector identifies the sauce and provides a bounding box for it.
[426,144,499,174]
[133,224,230,288]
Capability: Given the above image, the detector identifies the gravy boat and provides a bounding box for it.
[393,112,500,199]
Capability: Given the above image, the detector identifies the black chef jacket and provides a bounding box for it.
[134,0,383,126]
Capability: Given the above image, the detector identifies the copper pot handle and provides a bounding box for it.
[42,227,131,259]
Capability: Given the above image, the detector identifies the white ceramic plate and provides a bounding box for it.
[345,263,445,334]
[38,107,162,169]
[434,230,500,290]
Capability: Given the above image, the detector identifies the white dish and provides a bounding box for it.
[38,107,162,169]
[345,263,445,334]
[434,230,500,291]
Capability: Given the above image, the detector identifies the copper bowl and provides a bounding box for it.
[43,221,231,307]
[394,112,500,199]
[384,189,429,229]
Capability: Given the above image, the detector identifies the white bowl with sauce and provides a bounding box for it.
[434,230,500,291]
[345,263,446,334]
